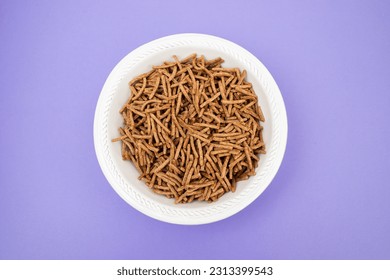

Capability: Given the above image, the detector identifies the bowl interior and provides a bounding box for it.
[107,45,273,211]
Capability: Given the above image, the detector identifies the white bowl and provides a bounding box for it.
[94,33,288,225]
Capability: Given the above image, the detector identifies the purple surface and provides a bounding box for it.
[1,0,390,260]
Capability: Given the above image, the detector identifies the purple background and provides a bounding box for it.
[1,0,389,260]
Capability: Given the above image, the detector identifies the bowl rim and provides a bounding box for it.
[94,33,288,225]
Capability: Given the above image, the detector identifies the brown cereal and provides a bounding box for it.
[112,54,266,203]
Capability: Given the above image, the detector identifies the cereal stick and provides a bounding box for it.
[184,167,194,186]
[189,136,199,158]
[180,53,196,63]
[205,154,218,172]
[174,137,184,160]
[128,69,155,86]
[238,70,247,85]
[153,62,177,69]
[196,139,204,169]
[150,113,170,134]
[132,134,153,140]
[137,141,154,157]
[200,92,221,108]
[189,132,210,144]
[172,55,182,69]
[148,76,160,99]
[129,106,146,117]
[221,155,230,177]
[169,66,177,81]
[221,99,246,105]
